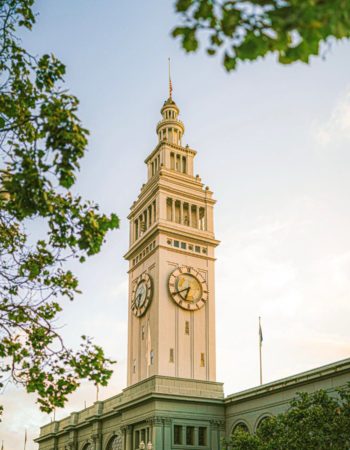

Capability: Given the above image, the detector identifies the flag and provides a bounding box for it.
[259,317,263,346]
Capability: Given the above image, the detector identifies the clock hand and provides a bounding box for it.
[174,287,190,298]
[184,287,190,300]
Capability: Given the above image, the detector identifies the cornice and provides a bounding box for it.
[144,141,197,164]
[224,357,350,406]
[124,222,219,260]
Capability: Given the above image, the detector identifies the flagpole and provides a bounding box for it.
[24,429,27,450]
[168,57,173,99]
[259,316,263,385]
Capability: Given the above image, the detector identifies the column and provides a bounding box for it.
[92,433,101,450]
[171,199,175,223]
[163,418,172,449]
[144,210,147,231]
[210,420,219,450]
[189,205,192,227]
[125,425,133,450]
[151,417,163,450]
[210,420,225,450]
[180,201,184,225]
[195,206,199,229]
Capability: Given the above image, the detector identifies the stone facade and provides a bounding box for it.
[36,95,350,450]
[35,359,350,449]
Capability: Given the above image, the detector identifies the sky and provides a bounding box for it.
[1,0,350,448]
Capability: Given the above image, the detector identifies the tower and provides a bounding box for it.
[124,90,219,386]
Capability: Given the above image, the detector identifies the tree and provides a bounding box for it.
[0,0,119,417]
[172,0,350,71]
[223,384,350,449]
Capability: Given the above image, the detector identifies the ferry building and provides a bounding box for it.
[36,93,350,450]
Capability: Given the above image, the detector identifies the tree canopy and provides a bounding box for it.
[173,0,350,71]
[224,385,350,450]
[0,0,118,417]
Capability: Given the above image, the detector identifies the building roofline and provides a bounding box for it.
[224,357,350,404]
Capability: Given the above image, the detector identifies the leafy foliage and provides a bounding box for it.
[0,0,118,416]
[223,384,350,449]
[172,0,350,71]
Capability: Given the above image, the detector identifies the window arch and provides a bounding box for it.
[255,414,271,432]
[232,421,249,435]
[82,443,93,450]
[107,435,122,450]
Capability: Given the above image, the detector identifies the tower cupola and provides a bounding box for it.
[156,97,185,146]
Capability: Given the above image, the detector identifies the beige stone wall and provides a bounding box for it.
[125,99,219,386]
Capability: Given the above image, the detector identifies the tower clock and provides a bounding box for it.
[124,94,219,386]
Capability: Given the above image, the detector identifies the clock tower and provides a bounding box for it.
[124,92,219,386]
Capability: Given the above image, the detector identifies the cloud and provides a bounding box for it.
[313,88,350,146]
[216,196,350,392]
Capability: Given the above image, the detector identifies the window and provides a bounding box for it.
[176,154,181,171]
[185,321,190,335]
[186,426,194,445]
[174,425,182,445]
[175,200,181,223]
[200,353,205,367]
[108,436,122,450]
[135,220,139,240]
[141,326,145,340]
[199,207,206,230]
[182,156,187,173]
[198,427,207,446]
[82,445,92,450]
[174,240,180,248]
[195,246,201,253]
[150,350,154,365]
[181,242,187,250]
[166,198,173,221]
[133,359,136,374]
[232,422,249,434]
[169,348,174,363]
[141,429,146,443]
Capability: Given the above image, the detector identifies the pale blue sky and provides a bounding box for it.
[1,1,350,448]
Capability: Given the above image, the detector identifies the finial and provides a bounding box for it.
[168,57,173,99]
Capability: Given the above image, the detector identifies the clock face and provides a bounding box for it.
[131,273,153,317]
[168,266,208,311]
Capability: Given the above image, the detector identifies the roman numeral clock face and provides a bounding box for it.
[131,273,153,317]
[168,266,208,311]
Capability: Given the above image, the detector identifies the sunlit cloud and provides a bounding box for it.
[313,87,350,146]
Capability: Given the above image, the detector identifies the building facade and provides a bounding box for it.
[36,95,350,450]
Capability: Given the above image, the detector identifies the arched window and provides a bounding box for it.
[232,422,249,435]
[255,415,270,432]
[107,435,122,450]
[82,444,93,450]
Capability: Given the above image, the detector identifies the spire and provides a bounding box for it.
[156,59,184,145]
[168,57,173,99]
